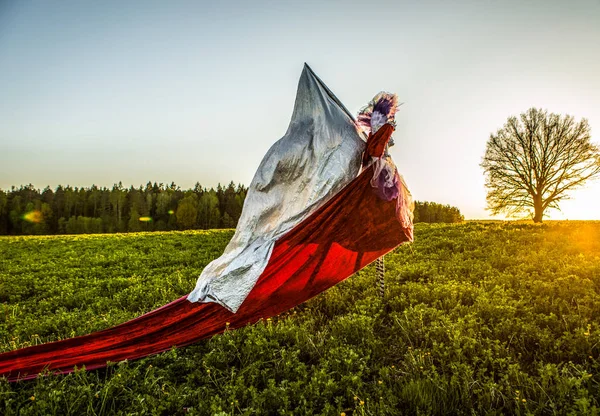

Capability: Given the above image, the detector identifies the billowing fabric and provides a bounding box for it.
[0,65,413,382]
[188,64,366,312]
[0,164,412,382]
[362,123,414,228]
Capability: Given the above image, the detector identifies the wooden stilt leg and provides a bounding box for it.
[376,256,385,300]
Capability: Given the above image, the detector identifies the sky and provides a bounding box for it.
[1,0,599,220]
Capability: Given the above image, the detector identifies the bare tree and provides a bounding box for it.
[481,108,600,222]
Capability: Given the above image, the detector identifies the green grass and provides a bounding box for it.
[1,222,600,415]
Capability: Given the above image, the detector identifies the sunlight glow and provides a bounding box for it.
[546,185,600,220]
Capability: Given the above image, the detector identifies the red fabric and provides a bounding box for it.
[0,166,412,382]
[361,123,394,166]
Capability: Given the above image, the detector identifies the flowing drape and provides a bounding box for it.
[189,64,366,312]
[0,164,411,382]
[0,64,413,382]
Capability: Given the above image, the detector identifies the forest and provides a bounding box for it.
[0,183,463,235]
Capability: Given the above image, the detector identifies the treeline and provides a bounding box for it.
[0,182,247,235]
[413,201,464,224]
[0,184,463,235]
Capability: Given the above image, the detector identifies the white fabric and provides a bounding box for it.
[370,157,396,189]
[188,64,366,312]
[370,111,387,134]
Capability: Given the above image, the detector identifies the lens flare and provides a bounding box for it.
[139,216,152,222]
[22,210,43,223]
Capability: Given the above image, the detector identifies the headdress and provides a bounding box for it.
[356,92,399,135]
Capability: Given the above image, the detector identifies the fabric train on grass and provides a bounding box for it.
[0,64,413,382]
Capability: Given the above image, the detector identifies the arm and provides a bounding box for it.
[362,123,395,166]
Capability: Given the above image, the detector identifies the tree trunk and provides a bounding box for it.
[533,196,544,223]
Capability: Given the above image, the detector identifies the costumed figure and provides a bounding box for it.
[0,64,413,382]
[356,92,413,299]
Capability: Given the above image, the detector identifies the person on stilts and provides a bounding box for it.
[357,92,403,302]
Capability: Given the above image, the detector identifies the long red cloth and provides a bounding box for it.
[0,165,412,382]
[362,124,394,166]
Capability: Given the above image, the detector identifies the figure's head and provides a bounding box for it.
[357,92,399,135]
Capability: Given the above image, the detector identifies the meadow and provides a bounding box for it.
[1,222,599,415]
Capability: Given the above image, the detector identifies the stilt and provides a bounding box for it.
[376,256,385,300]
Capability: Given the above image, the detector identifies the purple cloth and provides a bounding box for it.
[375,167,400,201]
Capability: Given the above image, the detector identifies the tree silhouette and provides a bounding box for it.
[482,108,600,222]
[198,190,220,229]
[176,193,199,230]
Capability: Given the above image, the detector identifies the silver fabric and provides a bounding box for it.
[187,65,366,312]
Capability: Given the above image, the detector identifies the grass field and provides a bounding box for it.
[1,222,599,415]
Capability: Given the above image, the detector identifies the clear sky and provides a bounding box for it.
[1,0,599,220]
